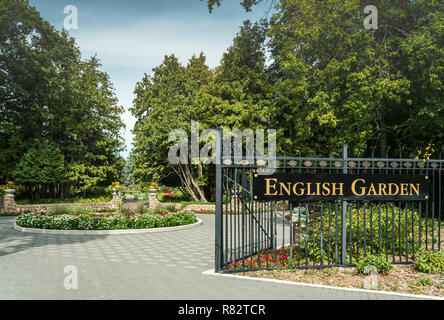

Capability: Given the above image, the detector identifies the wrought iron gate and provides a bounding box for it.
[215,135,443,273]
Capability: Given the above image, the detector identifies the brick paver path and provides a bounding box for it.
[0,215,428,300]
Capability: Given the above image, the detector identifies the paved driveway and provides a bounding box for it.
[0,215,426,300]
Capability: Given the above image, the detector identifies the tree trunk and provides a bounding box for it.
[175,164,199,201]
[184,164,208,202]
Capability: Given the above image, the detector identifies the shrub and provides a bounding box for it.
[356,255,393,275]
[288,204,437,265]
[16,210,197,230]
[134,203,150,214]
[48,205,73,216]
[15,196,112,205]
[226,203,441,270]
[48,205,95,216]
[165,204,177,212]
[413,248,444,273]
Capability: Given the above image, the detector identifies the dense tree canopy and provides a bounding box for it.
[131,0,444,201]
[131,54,212,201]
[268,0,444,157]
[13,143,66,200]
[0,0,125,198]
[201,0,444,157]
[2,0,442,203]
[131,20,271,200]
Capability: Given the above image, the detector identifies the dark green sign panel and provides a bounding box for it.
[253,173,430,201]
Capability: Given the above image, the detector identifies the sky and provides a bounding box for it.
[28,0,273,158]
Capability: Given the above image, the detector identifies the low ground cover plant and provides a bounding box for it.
[413,248,444,273]
[16,210,197,230]
[356,255,393,275]
[241,264,443,297]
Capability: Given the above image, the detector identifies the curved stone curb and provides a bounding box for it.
[202,269,444,300]
[14,218,203,235]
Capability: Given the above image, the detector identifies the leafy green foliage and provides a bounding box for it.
[131,20,272,201]
[291,204,435,264]
[203,0,264,12]
[131,54,209,200]
[268,0,444,156]
[413,248,444,274]
[228,205,438,270]
[356,255,393,275]
[15,211,198,230]
[0,0,125,198]
[15,196,112,205]
[13,143,66,192]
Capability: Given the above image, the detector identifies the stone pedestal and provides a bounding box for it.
[110,191,120,210]
[3,194,17,214]
[148,189,160,209]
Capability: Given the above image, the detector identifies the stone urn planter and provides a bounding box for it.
[126,193,135,200]
[3,189,15,195]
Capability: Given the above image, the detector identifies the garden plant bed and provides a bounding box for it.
[236,265,444,297]
[15,210,198,231]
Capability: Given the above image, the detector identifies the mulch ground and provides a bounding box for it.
[237,265,444,297]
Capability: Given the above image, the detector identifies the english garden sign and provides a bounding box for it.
[253,173,430,201]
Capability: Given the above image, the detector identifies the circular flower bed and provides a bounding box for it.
[15,211,197,231]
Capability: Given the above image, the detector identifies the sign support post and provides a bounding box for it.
[341,143,348,266]
[215,127,223,272]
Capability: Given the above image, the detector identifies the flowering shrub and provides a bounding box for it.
[149,182,159,190]
[109,181,124,191]
[1,181,17,195]
[162,188,174,199]
[16,211,197,230]
[228,247,292,270]
[227,205,438,270]
[5,181,16,189]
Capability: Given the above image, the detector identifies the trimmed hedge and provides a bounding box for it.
[16,211,197,230]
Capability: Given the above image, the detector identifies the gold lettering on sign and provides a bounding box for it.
[259,177,424,199]
[351,179,366,196]
[279,183,291,196]
[307,183,315,196]
[388,183,399,196]
[322,182,331,196]
[400,183,409,196]
[368,183,377,196]
[293,182,304,196]
[331,183,344,196]
[410,184,420,196]
[265,178,278,196]
[379,183,387,196]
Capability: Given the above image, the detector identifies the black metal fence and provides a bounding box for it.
[215,138,443,273]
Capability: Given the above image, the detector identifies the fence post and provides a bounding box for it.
[215,127,223,272]
[341,143,348,265]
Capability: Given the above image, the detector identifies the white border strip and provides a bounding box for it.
[14,218,203,235]
[202,269,443,300]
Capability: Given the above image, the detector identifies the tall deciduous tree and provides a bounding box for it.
[268,0,444,156]
[0,0,125,197]
[132,20,272,201]
[131,54,212,201]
